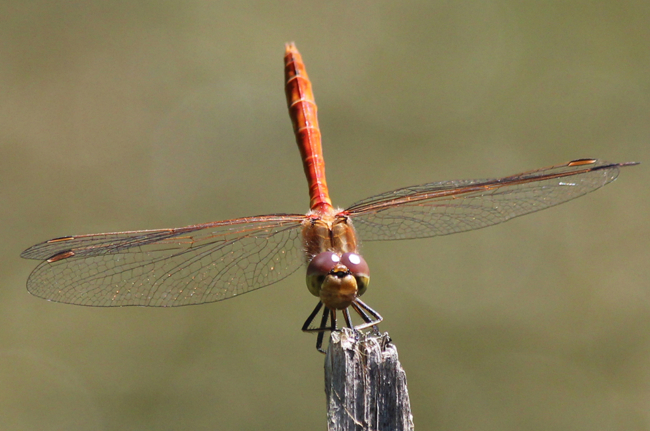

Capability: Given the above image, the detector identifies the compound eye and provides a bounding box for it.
[306,252,341,297]
[307,252,340,277]
[340,252,370,296]
[340,253,369,277]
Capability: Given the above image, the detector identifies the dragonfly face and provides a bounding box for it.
[306,251,370,309]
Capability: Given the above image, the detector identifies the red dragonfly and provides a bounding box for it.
[22,43,638,352]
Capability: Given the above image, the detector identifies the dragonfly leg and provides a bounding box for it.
[350,298,383,331]
[351,300,380,334]
[351,301,372,323]
[315,305,331,353]
[302,300,381,353]
[342,307,353,329]
[302,301,324,332]
[330,308,337,330]
[303,301,339,353]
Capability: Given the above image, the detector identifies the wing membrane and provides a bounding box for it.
[346,160,636,241]
[21,215,306,306]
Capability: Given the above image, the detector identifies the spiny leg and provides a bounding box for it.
[302,301,324,332]
[350,301,374,333]
[303,300,382,353]
[343,307,354,328]
[315,305,330,353]
[351,301,372,324]
[350,298,383,331]
[330,308,337,330]
[303,301,341,353]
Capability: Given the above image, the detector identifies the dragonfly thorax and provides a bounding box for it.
[301,212,358,261]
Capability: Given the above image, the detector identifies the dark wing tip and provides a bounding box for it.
[590,160,641,173]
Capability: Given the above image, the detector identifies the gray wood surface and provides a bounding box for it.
[325,328,414,431]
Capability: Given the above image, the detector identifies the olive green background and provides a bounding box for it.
[1,1,648,430]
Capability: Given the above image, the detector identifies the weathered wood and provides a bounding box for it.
[324,328,414,431]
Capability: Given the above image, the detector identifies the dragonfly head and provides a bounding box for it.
[306,251,370,309]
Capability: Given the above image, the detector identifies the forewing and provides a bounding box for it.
[346,160,634,241]
[21,215,307,306]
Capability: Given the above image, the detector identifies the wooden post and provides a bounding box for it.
[324,328,414,431]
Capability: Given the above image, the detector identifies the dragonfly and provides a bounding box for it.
[22,43,638,352]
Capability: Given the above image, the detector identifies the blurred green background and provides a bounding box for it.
[1,1,648,430]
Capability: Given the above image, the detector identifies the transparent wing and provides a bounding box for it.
[21,214,307,306]
[345,159,637,241]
